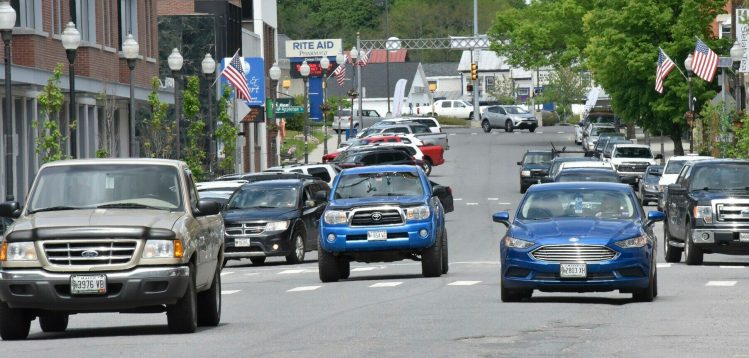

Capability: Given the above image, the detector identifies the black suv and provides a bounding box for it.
[517,150,555,193]
[222,178,330,266]
[663,160,749,264]
[332,147,418,169]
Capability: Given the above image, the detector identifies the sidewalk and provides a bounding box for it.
[632,130,690,163]
[307,129,340,164]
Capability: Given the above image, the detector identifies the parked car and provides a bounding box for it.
[493,182,664,302]
[481,105,538,133]
[554,168,620,183]
[357,123,450,150]
[593,133,626,158]
[638,165,663,206]
[265,163,341,187]
[582,124,619,154]
[601,138,633,160]
[215,172,315,182]
[657,154,713,210]
[222,177,330,266]
[376,117,442,133]
[546,157,600,181]
[432,99,475,120]
[317,165,448,281]
[332,147,422,170]
[0,159,225,339]
[324,135,420,162]
[196,180,248,208]
[663,160,749,264]
[331,109,383,133]
[608,144,661,185]
[518,150,555,193]
[575,110,619,144]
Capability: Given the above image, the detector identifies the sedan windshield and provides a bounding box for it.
[519,189,635,220]
[28,164,183,212]
[615,147,652,158]
[228,187,298,209]
[334,171,423,199]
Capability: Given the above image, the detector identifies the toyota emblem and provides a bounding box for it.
[81,250,99,258]
[371,212,383,221]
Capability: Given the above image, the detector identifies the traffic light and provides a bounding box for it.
[470,63,478,81]
[466,84,473,92]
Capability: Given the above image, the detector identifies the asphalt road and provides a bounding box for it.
[7,126,749,357]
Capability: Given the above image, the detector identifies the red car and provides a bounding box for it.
[323,136,445,171]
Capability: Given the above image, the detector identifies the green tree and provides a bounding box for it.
[537,67,587,122]
[141,77,176,158]
[215,86,238,175]
[487,75,517,104]
[35,64,66,163]
[182,76,206,181]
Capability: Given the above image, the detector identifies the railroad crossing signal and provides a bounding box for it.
[471,63,478,81]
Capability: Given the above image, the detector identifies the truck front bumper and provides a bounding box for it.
[320,221,435,253]
[0,266,190,311]
[691,227,749,254]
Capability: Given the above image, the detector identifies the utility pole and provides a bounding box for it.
[471,0,480,122]
[357,32,363,131]
[385,0,391,117]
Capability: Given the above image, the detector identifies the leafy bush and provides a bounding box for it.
[567,114,581,125]
[542,111,560,126]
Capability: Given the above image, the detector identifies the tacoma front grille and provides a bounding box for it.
[43,239,138,266]
[530,245,618,263]
[350,208,403,226]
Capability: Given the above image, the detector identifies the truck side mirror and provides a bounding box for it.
[667,184,686,195]
[0,201,21,218]
[195,199,221,217]
[432,185,447,197]
[517,161,522,165]
[313,191,328,202]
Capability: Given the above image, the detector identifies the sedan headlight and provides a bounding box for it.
[503,236,534,249]
[405,205,430,221]
[614,236,649,248]
[142,240,183,259]
[265,220,290,232]
[324,210,348,225]
[521,170,531,177]
[0,241,37,261]
[693,206,713,224]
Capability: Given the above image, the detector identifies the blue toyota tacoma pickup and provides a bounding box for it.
[316,165,448,282]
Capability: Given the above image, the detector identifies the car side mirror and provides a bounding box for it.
[492,211,511,227]
[516,161,522,165]
[667,184,686,195]
[195,199,221,217]
[313,191,328,202]
[646,210,665,226]
[0,201,21,218]
[432,185,447,197]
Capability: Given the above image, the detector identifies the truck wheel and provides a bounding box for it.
[520,183,528,194]
[481,120,491,133]
[441,228,449,274]
[684,226,703,265]
[338,259,351,279]
[421,233,443,278]
[285,228,306,264]
[663,221,682,263]
[0,302,31,340]
[197,263,222,327]
[505,120,514,132]
[167,264,197,334]
[468,112,474,121]
[421,160,432,176]
[633,266,656,302]
[318,247,340,282]
[39,312,69,332]
[250,257,266,265]
[500,279,522,302]
[529,125,537,133]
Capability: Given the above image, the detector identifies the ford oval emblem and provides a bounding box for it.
[569,237,579,243]
[371,212,383,221]
[81,250,99,258]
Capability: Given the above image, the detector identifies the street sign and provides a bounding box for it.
[718,56,733,68]
[276,106,304,114]
[286,39,342,58]
[242,107,265,123]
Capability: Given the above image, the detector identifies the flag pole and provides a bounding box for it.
[213,48,241,87]
[660,47,688,81]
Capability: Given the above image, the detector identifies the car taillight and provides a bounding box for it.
[447,186,452,195]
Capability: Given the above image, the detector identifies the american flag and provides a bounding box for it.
[655,48,676,94]
[221,50,251,100]
[692,39,718,82]
[358,50,370,67]
[332,55,347,86]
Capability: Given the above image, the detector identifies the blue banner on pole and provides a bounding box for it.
[220,56,266,107]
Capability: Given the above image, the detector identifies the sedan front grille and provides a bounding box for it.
[530,245,618,263]
[43,240,138,266]
[225,222,266,236]
[350,208,403,226]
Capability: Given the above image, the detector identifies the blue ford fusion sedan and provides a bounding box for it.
[493,182,665,302]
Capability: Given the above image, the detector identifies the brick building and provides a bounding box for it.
[0,0,171,202]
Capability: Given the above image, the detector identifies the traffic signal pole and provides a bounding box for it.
[471,0,480,122]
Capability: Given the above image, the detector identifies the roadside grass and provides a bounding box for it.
[436,116,470,127]
[280,129,327,161]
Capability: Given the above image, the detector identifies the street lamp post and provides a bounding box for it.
[320,56,330,155]
[62,22,81,158]
[349,46,359,138]
[731,40,745,115]
[269,62,281,167]
[335,53,345,146]
[429,82,437,115]
[0,0,14,201]
[202,53,216,173]
[122,34,139,158]
[685,54,694,154]
[168,48,184,159]
[300,60,310,164]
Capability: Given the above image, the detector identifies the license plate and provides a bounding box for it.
[70,275,107,295]
[560,263,587,278]
[740,233,749,242]
[235,238,251,247]
[367,230,387,241]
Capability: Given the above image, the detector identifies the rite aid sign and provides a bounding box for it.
[286,39,342,58]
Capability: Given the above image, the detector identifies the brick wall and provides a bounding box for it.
[157,0,195,16]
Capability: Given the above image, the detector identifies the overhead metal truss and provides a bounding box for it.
[359,36,490,51]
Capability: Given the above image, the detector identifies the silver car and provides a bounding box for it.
[481,105,538,133]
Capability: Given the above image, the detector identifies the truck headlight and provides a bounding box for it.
[265,220,289,232]
[615,236,648,248]
[324,210,348,224]
[142,240,182,259]
[693,206,713,224]
[503,236,534,249]
[405,205,430,221]
[0,241,37,261]
[521,170,531,177]
[645,184,658,191]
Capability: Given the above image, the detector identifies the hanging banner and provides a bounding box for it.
[392,79,408,117]
[738,9,749,73]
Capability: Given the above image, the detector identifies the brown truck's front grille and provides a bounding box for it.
[43,240,138,266]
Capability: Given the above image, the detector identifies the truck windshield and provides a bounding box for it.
[690,164,749,190]
[524,153,553,165]
[664,160,687,174]
[615,147,652,158]
[28,164,183,212]
[227,187,298,209]
[334,171,424,199]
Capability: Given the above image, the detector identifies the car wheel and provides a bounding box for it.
[250,257,266,265]
[663,220,682,263]
[39,312,69,333]
[481,120,491,133]
[421,233,443,277]
[197,262,222,327]
[520,183,528,194]
[441,228,449,274]
[285,228,306,264]
[505,120,514,132]
[529,125,537,133]
[633,266,656,302]
[653,267,658,297]
[421,159,433,176]
[318,247,340,282]
[0,302,31,340]
[468,112,474,121]
[500,278,523,302]
[684,226,703,265]
[337,258,351,279]
[167,263,197,334]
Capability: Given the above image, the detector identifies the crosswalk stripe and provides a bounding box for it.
[370,282,403,288]
[221,290,241,295]
[706,281,737,287]
[287,286,322,292]
[448,281,481,286]
[656,263,671,268]
[220,271,235,276]
[279,269,306,274]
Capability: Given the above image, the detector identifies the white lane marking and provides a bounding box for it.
[220,271,235,276]
[221,290,241,295]
[279,269,306,274]
[370,282,403,288]
[556,131,564,134]
[487,198,499,201]
[720,266,745,269]
[448,280,481,286]
[498,202,512,205]
[466,202,479,206]
[706,281,737,287]
[454,198,463,201]
[656,263,672,268]
[352,267,377,272]
[449,133,457,136]
[244,273,260,276]
[287,285,322,292]
[536,132,544,134]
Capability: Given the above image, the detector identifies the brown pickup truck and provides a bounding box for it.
[0,159,224,340]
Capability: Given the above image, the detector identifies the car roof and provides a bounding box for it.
[241,179,312,188]
[666,155,713,161]
[558,168,618,175]
[561,161,614,169]
[196,180,247,190]
[691,159,749,167]
[527,182,632,192]
[526,149,553,154]
[217,172,316,182]
[340,165,420,175]
[552,157,596,163]
[612,143,650,148]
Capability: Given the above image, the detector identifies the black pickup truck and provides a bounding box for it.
[663,160,749,264]
[517,150,554,193]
